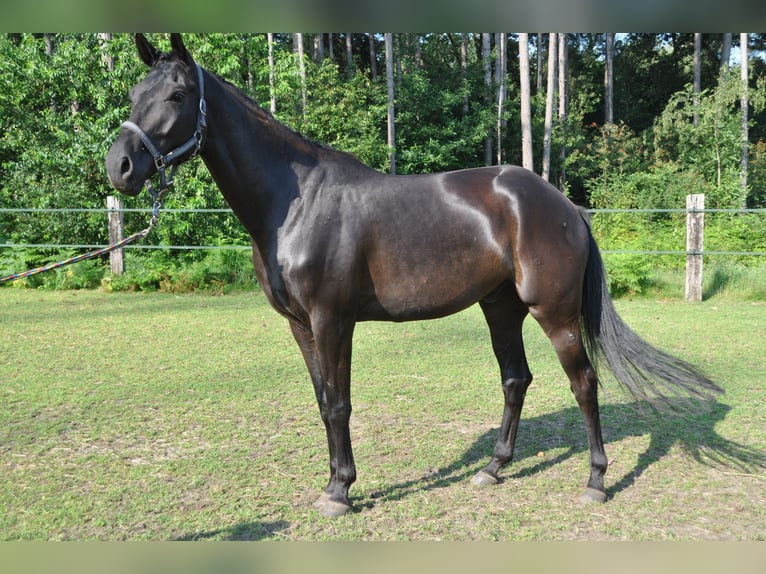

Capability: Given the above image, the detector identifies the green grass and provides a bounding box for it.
[645,263,766,301]
[1,289,764,540]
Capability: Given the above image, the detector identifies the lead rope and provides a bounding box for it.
[0,189,166,285]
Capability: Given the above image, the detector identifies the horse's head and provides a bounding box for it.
[105,34,206,197]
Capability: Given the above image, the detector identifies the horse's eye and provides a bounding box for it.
[170,91,185,102]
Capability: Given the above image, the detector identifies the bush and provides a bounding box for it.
[601,253,654,296]
[103,249,257,294]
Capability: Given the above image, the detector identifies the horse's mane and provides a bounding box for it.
[204,63,363,164]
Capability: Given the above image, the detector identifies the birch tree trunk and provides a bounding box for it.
[346,33,353,78]
[313,33,324,62]
[558,33,568,190]
[414,34,422,68]
[721,33,731,75]
[536,33,543,92]
[385,33,396,175]
[740,32,749,203]
[267,33,277,114]
[97,33,114,72]
[369,33,378,80]
[482,33,493,165]
[542,33,557,181]
[519,33,534,171]
[461,33,469,115]
[496,33,507,166]
[604,32,614,125]
[693,33,702,126]
[294,33,307,120]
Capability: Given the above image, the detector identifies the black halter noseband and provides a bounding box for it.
[121,63,208,198]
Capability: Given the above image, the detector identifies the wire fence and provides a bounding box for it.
[1,205,766,256]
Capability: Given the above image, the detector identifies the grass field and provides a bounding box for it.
[1,289,764,540]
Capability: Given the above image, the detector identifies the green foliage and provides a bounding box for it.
[601,254,654,296]
[300,61,390,171]
[651,73,763,208]
[2,33,765,297]
[705,212,766,263]
[0,34,136,245]
[395,36,495,174]
[103,249,258,293]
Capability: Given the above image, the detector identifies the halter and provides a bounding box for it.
[121,63,208,200]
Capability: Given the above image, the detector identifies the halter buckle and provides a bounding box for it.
[154,154,167,171]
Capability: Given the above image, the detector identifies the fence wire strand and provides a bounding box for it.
[1,206,765,255]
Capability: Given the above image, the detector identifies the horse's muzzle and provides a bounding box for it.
[105,141,144,196]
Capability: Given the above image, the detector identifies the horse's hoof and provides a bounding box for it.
[313,492,331,508]
[470,470,499,486]
[318,499,351,518]
[579,487,607,504]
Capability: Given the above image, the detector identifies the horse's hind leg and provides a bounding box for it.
[472,286,533,486]
[534,312,608,503]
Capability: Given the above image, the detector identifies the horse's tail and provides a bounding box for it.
[579,220,723,412]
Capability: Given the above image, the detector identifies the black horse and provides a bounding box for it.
[106,34,722,517]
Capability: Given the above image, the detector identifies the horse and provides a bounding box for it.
[105,34,722,518]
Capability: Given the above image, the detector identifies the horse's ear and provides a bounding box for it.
[170,33,194,66]
[135,34,160,67]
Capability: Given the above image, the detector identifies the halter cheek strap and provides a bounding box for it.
[121,63,207,197]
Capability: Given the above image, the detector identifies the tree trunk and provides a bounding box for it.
[740,33,749,204]
[542,33,557,181]
[482,33,493,165]
[385,33,396,175]
[461,33,469,116]
[536,33,543,92]
[314,33,324,63]
[693,33,702,126]
[369,33,378,80]
[346,33,353,78]
[414,34,422,68]
[97,33,114,72]
[558,33,568,190]
[268,33,277,114]
[721,33,731,76]
[245,37,254,94]
[605,33,614,125]
[294,33,307,120]
[44,33,53,56]
[558,34,568,120]
[519,33,533,171]
[496,33,507,166]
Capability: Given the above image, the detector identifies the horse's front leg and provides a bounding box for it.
[289,317,356,517]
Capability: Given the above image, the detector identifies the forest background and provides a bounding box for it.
[1,33,765,294]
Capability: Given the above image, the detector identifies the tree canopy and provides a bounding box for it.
[1,33,765,256]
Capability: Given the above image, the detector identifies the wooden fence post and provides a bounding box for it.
[107,195,125,275]
[685,193,704,301]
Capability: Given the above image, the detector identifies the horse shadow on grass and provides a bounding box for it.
[353,398,765,512]
[174,397,763,538]
[174,520,291,541]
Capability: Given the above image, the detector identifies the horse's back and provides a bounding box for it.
[354,165,589,321]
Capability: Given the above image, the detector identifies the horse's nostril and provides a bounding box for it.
[120,157,131,176]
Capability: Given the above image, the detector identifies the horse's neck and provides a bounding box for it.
[200,74,313,235]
